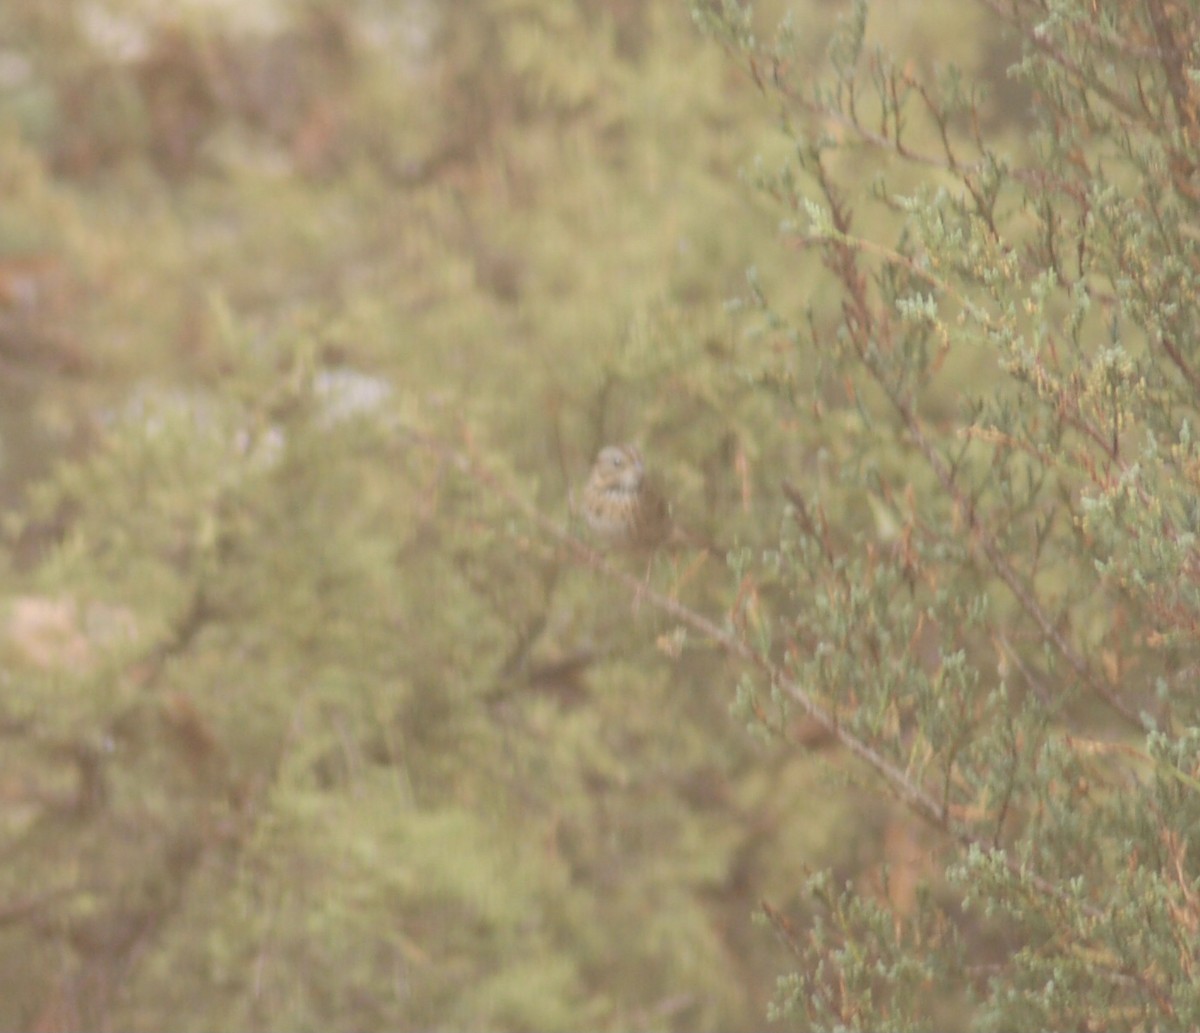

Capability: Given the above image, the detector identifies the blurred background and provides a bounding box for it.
[0,1,1031,1029]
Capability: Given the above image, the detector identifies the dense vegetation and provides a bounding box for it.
[1,0,1198,1029]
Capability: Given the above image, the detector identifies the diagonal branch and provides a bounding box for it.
[403,425,1107,921]
[798,151,1144,730]
[1143,0,1200,148]
[899,403,1142,727]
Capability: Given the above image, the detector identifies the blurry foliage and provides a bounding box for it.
[0,0,838,1029]
[2,0,1192,1030]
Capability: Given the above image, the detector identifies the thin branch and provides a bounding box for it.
[974,0,1149,124]
[1143,0,1200,149]
[1158,335,1200,397]
[784,230,984,318]
[896,383,1143,728]
[403,427,1106,920]
[754,55,977,175]
[799,157,1143,729]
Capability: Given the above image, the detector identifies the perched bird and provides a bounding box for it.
[580,444,672,550]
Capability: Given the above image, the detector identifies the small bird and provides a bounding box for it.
[580,444,672,550]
